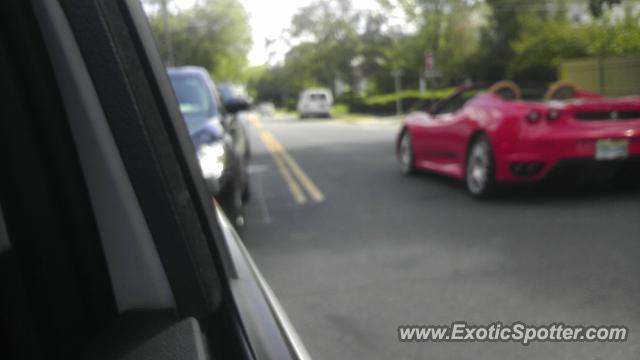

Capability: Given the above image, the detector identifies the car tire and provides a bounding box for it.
[398,130,416,175]
[219,182,245,231]
[465,134,496,198]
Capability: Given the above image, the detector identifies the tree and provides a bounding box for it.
[589,0,623,18]
[145,0,251,81]
[253,0,483,103]
[509,20,591,82]
[467,0,583,83]
[506,0,640,84]
[289,0,363,90]
[379,0,480,86]
[251,0,639,110]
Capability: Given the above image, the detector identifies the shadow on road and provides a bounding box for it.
[412,168,640,205]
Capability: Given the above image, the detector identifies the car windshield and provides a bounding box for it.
[143,1,640,359]
[168,72,217,130]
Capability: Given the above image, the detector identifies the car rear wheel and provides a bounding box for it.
[466,135,496,197]
[399,130,416,175]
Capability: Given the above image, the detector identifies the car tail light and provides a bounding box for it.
[547,109,561,122]
[525,110,541,124]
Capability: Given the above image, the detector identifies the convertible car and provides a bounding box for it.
[397,81,640,196]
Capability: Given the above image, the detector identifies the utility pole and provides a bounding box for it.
[421,50,434,95]
[160,0,174,66]
[392,69,403,115]
[424,50,440,99]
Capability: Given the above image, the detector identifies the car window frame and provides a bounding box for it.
[431,89,475,116]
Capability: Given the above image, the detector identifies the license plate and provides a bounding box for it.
[595,139,629,160]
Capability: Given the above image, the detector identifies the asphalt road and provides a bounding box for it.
[242,114,640,360]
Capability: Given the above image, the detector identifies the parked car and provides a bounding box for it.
[297,88,333,118]
[168,67,251,229]
[217,82,253,109]
[0,1,309,360]
[397,80,640,197]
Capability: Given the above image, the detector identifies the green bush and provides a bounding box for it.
[363,88,458,105]
[338,88,462,115]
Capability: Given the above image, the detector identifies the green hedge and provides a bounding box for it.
[287,87,467,115]
[340,87,461,115]
[363,88,458,105]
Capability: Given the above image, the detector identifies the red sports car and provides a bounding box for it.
[397,81,640,196]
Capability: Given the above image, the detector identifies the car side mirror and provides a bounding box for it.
[224,98,251,114]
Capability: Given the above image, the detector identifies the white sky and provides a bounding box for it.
[174,0,381,66]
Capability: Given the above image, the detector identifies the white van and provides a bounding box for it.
[297,88,333,118]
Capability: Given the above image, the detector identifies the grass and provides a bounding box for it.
[275,105,370,122]
[274,108,297,117]
[330,104,373,122]
[270,104,400,123]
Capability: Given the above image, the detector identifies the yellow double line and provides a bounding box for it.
[254,118,324,204]
[249,116,263,129]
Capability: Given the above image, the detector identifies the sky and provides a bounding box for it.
[174,0,381,66]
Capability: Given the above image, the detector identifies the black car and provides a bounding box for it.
[0,1,309,360]
[168,67,251,229]
[217,82,253,108]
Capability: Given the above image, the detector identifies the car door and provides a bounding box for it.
[210,80,249,183]
[0,1,308,359]
[220,103,249,194]
[414,91,465,164]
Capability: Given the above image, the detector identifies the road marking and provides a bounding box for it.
[249,116,264,129]
[259,131,325,204]
[260,132,307,204]
[261,131,325,203]
[278,150,325,203]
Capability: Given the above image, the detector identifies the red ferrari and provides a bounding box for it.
[397,81,640,196]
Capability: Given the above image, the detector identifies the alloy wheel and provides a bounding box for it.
[466,139,492,195]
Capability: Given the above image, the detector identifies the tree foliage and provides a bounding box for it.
[589,0,623,18]
[146,0,251,81]
[509,3,640,82]
[142,0,640,107]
